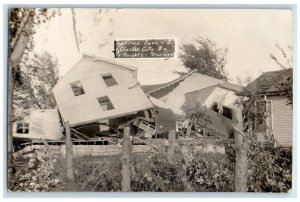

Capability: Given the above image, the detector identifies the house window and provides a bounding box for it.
[101,74,118,87]
[70,81,85,96]
[16,123,29,134]
[97,96,114,111]
[222,106,232,120]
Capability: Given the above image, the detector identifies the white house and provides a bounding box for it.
[13,109,62,141]
[247,69,293,147]
[142,70,243,110]
[53,53,153,128]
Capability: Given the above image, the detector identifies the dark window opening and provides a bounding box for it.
[222,106,232,120]
[211,103,219,113]
[16,123,29,134]
[97,96,114,111]
[102,74,118,87]
[70,81,85,96]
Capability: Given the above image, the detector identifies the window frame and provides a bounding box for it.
[70,81,85,96]
[97,96,115,111]
[101,73,118,87]
[16,122,30,134]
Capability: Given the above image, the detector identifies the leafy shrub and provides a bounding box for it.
[247,134,292,192]
[56,136,292,192]
[11,137,292,192]
[12,150,62,192]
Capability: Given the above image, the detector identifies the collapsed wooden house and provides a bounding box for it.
[52,53,162,140]
[142,69,243,109]
[53,53,153,126]
[13,109,63,148]
[182,83,244,138]
[142,70,244,139]
[13,53,246,148]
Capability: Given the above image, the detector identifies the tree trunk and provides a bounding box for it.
[232,108,248,192]
[9,9,32,52]
[121,127,132,192]
[8,8,34,190]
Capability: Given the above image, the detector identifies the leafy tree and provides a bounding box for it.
[270,43,293,106]
[9,8,61,82]
[179,37,229,80]
[13,51,59,118]
[8,8,60,189]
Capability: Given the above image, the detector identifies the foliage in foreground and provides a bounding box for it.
[247,135,292,192]
[69,138,291,192]
[11,150,62,192]
[11,135,292,192]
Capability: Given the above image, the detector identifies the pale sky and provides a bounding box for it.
[32,8,293,85]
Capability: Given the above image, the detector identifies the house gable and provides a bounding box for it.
[183,85,242,121]
[59,54,137,83]
[159,73,227,109]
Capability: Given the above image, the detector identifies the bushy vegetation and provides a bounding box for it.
[63,136,291,192]
[11,133,291,192]
[12,151,62,192]
[247,135,292,192]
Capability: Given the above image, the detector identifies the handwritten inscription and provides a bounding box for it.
[114,39,175,58]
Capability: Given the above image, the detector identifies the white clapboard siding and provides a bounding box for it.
[271,97,293,147]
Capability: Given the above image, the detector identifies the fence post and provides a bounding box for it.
[168,130,176,159]
[65,121,74,182]
[233,109,248,192]
[122,126,131,192]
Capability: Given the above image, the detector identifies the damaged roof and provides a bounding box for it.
[142,70,243,98]
[247,69,292,94]
[217,82,244,92]
[141,70,197,95]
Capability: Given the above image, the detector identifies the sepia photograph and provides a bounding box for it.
[6,6,294,194]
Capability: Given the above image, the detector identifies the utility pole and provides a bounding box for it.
[233,108,248,192]
[121,126,132,192]
[65,121,74,182]
[168,130,176,159]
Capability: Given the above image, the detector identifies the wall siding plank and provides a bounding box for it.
[270,97,292,147]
